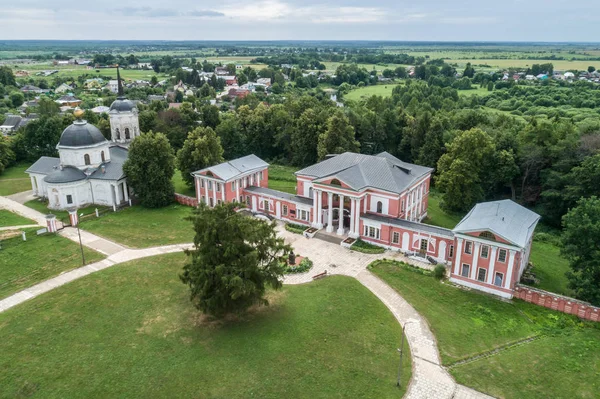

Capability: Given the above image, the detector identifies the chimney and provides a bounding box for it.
[101,165,106,174]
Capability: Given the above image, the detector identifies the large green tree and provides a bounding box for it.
[0,136,15,174]
[180,202,292,317]
[176,127,224,188]
[123,131,175,208]
[317,110,360,160]
[561,196,600,306]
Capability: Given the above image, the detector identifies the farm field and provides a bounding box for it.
[345,83,403,101]
[0,254,411,398]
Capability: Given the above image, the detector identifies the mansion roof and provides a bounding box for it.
[245,186,313,207]
[453,200,540,248]
[193,154,268,181]
[296,152,433,195]
[363,213,454,238]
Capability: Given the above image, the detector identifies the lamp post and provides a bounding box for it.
[76,212,85,266]
[397,321,416,388]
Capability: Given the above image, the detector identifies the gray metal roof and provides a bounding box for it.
[1,115,22,129]
[88,146,128,181]
[26,156,60,175]
[296,152,432,194]
[363,213,454,238]
[194,154,269,181]
[109,97,136,112]
[453,200,540,248]
[244,186,313,206]
[58,120,107,147]
[44,166,87,184]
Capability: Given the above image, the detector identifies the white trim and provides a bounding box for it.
[449,277,513,299]
[453,230,521,249]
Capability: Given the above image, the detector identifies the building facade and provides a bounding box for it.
[192,152,540,299]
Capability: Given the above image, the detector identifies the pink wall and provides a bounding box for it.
[514,285,600,322]
[175,193,198,207]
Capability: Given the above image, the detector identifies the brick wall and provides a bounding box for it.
[175,193,198,207]
[514,284,600,322]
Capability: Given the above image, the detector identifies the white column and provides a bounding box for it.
[363,195,367,213]
[337,194,345,235]
[235,180,240,202]
[312,189,318,226]
[221,183,225,203]
[470,242,481,280]
[354,197,361,237]
[203,178,209,205]
[417,185,422,219]
[504,250,517,290]
[113,184,119,205]
[487,247,498,285]
[123,181,129,201]
[212,182,217,207]
[453,238,463,275]
[326,192,334,233]
[30,176,36,195]
[316,190,323,228]
[349,198,356,236]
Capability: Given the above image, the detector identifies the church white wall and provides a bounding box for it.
[46,181,92,210]
[58,142,111,169]
[110,111,140,143]
[29,173,49,197]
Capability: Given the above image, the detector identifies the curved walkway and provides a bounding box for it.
[0,195,492,398]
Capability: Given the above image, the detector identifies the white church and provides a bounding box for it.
[26,68,141,210]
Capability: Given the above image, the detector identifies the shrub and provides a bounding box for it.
[284,257,313,274]
[351,238,385,254]
[285,223,308,234]
[434,264,447,279]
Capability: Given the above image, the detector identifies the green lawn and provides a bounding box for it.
[0,163,31,196]
[24,199,100,221]
[268,164,297,195]
[424,190,462,229]
[457,86,493,97]
[529,241,571,296]
[172,169,196,197]
[370,260,600,398]
[345,83,403,102]
[0,210,34,227]
[0,253,411,398]
[0,228,104,299]
[82,204,194,248]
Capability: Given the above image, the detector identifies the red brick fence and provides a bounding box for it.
[174,194,198,207]
[514,284,600,322]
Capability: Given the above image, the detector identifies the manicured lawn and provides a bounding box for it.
[0,254,411,398]
[424,190,463,229]
[268,164,297,194]
[0,162,31,196]
[370,259,600,398]
[345,83,403,102]
[0,210,34,227]
[172,169,196,197]
[529,241,572,296]
[0,228,104,299]
[24,199,100,221]
[82,204,194,248]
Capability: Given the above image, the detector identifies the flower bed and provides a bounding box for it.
[285,223,308,234]
[284,257,313,274]
[350,238,385,254]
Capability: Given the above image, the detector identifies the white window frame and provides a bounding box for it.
[231,181,236,192]
[216,183,221,192]
[481,245,489,259]
[498,249,507,263]
[392,231,400,244]
[282,204,288,216]
[494,272,504,287]
[461,263,470,278]
[66,194,73,204]
[477,268,487,282]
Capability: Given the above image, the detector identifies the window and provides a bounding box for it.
[239,195,243,203]
[401,199,405,212]
[331,179,341,186]
[376,201,383,213]
[201,180,205,188]
[465,241,473,255]
[481,245,489,259]
[84,154,91,166]
[101,151,105,163]
[298,210,309,221]
[461,264,470,278]
[217,199,222,205]
[392,231,400,244]
[66,194,73,204]
[208,181,213,190]
[479,231,496,241]
[494,272,504,287]
[420,239,428,252]
[116,128,120,140]
[449,245,454,258]
[246,196,251,206]
[125,128,130,140]
[263,200,269,211]
[216,183,221,192]
[231,181,236,192]
[245,177,249,187]
[209,198,214,207]
[498,249,507,263]
[364,226,380,240]
[477,268,487,282]
[282,205,288,216]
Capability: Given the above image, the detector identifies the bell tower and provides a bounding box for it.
[108,65,140,145]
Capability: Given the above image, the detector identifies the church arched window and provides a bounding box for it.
[84,154,91,166]
[376,201,383,213]
[101,151,105,163]
[125,128,130,140]
[116,128,120,140]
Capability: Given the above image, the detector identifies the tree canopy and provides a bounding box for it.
[176,126,224,188]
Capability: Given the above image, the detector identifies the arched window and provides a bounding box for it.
[479,231,496,241]
[116,128,120,140]
[101,151,105,163]
[125,128,130,139]
[206,171,214,177]
[308,187,314,198]
[330,179,341,186]
[84,154,91,166]
[376,201,383,213]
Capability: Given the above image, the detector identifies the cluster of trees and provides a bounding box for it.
[92,54,140,66]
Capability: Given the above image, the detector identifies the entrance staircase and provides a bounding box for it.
[314,230,344,245]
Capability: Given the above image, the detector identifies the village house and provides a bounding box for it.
[55,95,82,107]
[55,83,74,94]
[0,115,23,134]
[191,152,540,299]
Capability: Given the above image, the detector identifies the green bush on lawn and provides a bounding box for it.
[284,257,313,274]
[285,222,308,234]
[351,238,385,254]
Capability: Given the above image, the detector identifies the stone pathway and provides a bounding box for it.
[6,190,35,205]
[0,199,493,398]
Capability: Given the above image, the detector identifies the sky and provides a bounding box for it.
[1,0,598,41]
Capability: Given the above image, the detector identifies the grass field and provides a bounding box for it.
[0,163,31,196]
[457,86,492,97]
[0,227,104,299]
[424,190,462,229]
[268,164,297,194]
[345,83,403,101]
[370,259,600,398]
[0,210,34,227]
[82,204,194,248]
[172,169,196,197]
[529,241,571,296]
[0,253,411,398]
[24,199,100,221]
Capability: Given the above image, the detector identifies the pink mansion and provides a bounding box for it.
[192,152,540,299]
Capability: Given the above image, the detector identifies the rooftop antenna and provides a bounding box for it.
[116,64,124,97]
